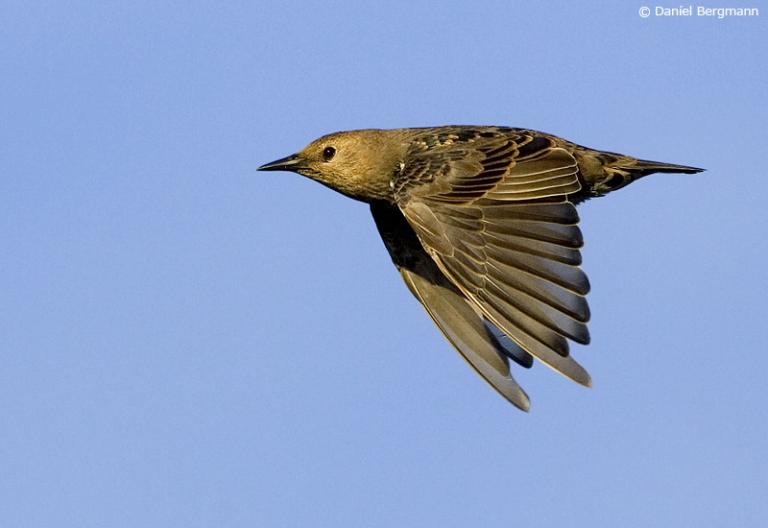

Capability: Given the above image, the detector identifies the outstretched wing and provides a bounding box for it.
[394,129,592,385]
[370,201,532,411]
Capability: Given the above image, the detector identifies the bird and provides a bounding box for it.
[258,126,703,411]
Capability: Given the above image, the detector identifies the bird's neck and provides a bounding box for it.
[314,169,396,204]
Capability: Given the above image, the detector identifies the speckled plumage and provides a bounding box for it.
[259,126,703,411]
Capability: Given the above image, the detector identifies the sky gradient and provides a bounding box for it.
[2,1,766,526]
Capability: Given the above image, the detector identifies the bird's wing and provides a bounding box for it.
[370,200,531,411]
[393,129,592,385]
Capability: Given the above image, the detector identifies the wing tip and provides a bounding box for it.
[551,356,592,388]
[508,388,531,412]
[570,362,592,387]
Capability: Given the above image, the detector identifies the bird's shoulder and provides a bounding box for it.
[393,126,579,204]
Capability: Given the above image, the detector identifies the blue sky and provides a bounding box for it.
[1,1,766,526]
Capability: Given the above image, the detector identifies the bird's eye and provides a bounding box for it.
[322,146,336,161]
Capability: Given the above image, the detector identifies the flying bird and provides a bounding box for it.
[258,126,702,411]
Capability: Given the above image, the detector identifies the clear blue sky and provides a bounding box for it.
[2,1,766,526]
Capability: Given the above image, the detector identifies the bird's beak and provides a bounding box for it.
[258,153,303,172]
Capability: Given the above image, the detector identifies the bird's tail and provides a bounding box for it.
[620,158,705,176]
[589,154,704,196]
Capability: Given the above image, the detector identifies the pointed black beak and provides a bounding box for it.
[258,153,303,172]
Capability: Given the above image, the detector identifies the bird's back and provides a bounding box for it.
[397,126,703,203]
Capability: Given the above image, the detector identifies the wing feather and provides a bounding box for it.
[400,267,531,411]
[370,201,531,410]
[396,130,593,386]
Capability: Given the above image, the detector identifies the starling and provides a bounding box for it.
[258,126,703,411]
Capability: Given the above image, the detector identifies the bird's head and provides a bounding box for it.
[258,129,407,201]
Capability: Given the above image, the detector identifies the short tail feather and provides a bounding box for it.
[586,155,705,197]
[622,159,705,176]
